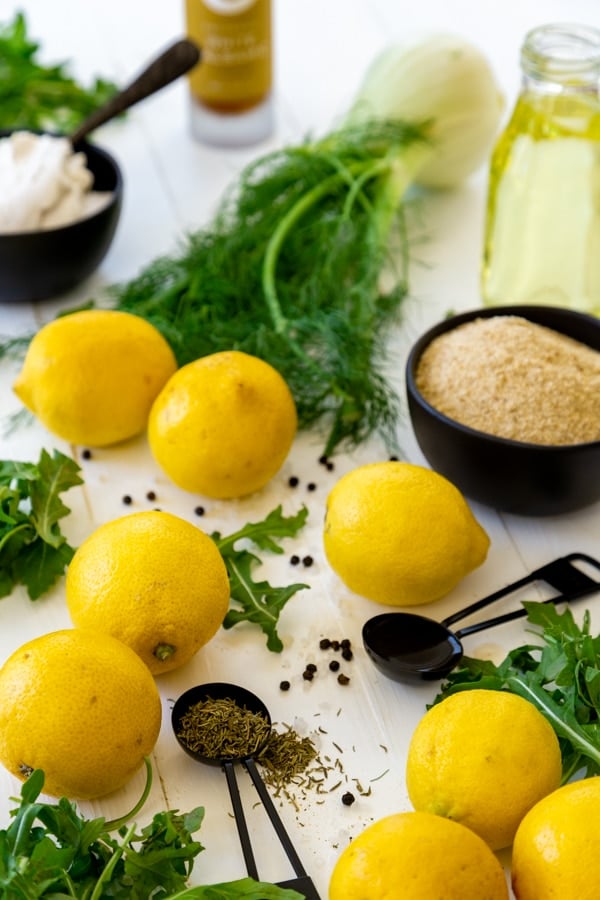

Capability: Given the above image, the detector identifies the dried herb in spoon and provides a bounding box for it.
[177,696,272,760]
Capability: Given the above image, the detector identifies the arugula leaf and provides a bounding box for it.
[0,771,303,899]
[212,506,310,652]
[435,601,600,781]
[0,12,119,133]
[0,448,82,600]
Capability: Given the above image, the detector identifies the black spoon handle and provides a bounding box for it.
[453,553,600,639]
[70,38,201,144]
[444,552,600,632]
[223,760,260,881]
[243,756,310,879]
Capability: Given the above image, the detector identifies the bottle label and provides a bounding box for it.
[186,0,271,113]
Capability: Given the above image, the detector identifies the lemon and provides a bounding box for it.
[329,810,509,899]
[406,689,562,850]
[66,510,230,675]
[0,629,161,799]
[323,461,489,606]
[147,350,297,499]
[13,309,177,447]
[512,777,600,899]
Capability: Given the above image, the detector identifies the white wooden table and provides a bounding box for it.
[0,0,598,895]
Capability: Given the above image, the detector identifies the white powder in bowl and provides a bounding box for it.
[0,131,113,233]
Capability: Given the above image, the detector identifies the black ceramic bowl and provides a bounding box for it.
[406,305,600,517]
[0,132,123,303]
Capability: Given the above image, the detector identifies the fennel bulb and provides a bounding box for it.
[347,32,505,188]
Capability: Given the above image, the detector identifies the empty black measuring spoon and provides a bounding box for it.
[171,682,321,900]
[362,552,600,683]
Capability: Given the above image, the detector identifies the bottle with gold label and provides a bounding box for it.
[185,0,273,146]
[481,23,600,314]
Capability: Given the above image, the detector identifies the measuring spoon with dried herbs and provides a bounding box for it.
[171,682,321,899]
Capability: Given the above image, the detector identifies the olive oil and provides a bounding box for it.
[482,24,600,313]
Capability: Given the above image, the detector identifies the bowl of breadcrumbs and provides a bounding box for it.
[406,305,600,516]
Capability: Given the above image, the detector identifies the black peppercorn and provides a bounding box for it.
[331,640,340,651]
[288,476,299,488]
[306,663,317,673]
[302,669,314,681]
[122,494,132,505]
[342,791,355,806]
[279,680,291,691]
[146,490,157,501]
[342,648,353,661]
[337,673,350,685]
[302,555,314,567]
[341,638,352,649]
[319,638,331,650]
[329,660,340,672]
[194,506,205,516]
[81,449,92,460]
[290,554,301,565]
[307,482,317,492]
[318,454,328,465]
[326,461,335,471]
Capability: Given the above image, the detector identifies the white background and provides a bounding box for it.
[0,0,599,896]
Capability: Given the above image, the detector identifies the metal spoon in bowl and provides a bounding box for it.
[69,37,200,145]
[171,682,321,900]
[362,552,600,683]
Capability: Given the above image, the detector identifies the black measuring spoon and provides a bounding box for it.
[362,552,600,683]
[171,682,321,900]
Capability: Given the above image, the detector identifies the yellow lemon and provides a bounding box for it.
[13,309,177,447]
[406,689,562,850]
[147,350,297,499]
[512,777,600,900]
[323,461,489,606]
[329,810,509,900]
[0,629,161,799]
[66,510,230,675]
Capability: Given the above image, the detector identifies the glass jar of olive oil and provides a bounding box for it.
[482,24,600,313]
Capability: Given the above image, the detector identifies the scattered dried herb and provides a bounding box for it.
[257,726,319,796]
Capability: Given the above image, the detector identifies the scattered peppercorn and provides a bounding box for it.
[306,663,317,673]
[318,454,328,465]
[337,673,350,686]
[342,791,355,806]
[302,669,315,682]
[288,476,299,488]
[341,639,352,650]
[331,640,340,651]
[122,495,132,505]
[342,647,353,661]
[279,680,291,691]
[290,554,301,566]
[146,490,157,501]
[329,660,340,672]
[302,555,314,567]
[389,455,399,461]
[319,638,331,650]
[307,482,317,492]
[326,461,335,471]
[194,506,205,517]
[81,449,92,460]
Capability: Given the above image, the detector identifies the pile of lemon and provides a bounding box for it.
[14,309,298,499]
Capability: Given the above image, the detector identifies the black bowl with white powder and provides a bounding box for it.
[406,305,600,516]
[0,130,123,303]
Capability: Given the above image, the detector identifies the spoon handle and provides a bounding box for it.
[222,760,260,881]
[70,38,201,144]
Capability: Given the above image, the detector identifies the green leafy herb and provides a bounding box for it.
[0,11,119,132]
[94,120,427,455]
[0,769,302,899]
[213,505,309,652]
[0,448,82,600]
[435,601,600,782]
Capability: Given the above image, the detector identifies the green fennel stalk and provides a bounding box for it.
[101,121,430,456]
